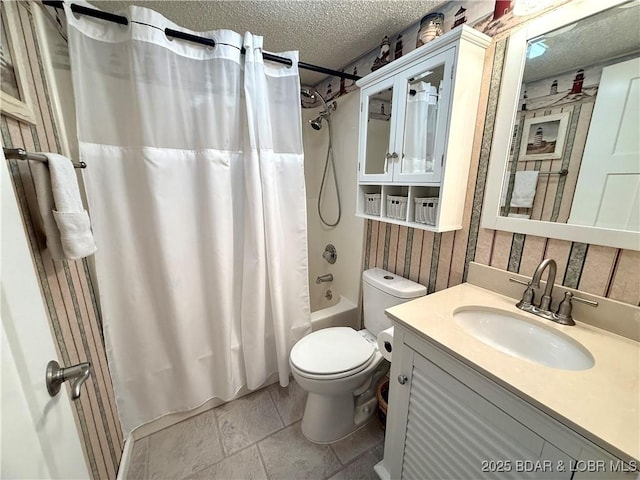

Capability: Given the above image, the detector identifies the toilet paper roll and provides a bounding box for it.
[377,326,394,362]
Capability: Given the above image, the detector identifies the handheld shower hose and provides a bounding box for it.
[300,87,341,227]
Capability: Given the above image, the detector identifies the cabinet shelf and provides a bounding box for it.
[355,212,453,233]
[357,183,453,231]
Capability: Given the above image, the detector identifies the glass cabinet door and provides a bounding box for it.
[396,49,454,184]
[401,78,439,175]
[359,78,396,182]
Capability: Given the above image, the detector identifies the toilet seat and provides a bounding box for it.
[290,327,376,379]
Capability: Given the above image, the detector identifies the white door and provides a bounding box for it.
[569,57,640,230]
[1,154,89,479]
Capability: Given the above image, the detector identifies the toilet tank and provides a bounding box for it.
[362,268,427,336]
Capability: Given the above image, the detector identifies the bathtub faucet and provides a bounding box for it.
[316,274,333,284]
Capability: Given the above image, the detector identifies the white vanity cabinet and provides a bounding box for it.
[356,26,490,232]
[377,326,638,480]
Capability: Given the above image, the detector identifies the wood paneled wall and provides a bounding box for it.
[363,38,640,307]
[504,101,595,221]
[1,2,122,478]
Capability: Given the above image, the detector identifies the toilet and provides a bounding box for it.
[290,268,426,444]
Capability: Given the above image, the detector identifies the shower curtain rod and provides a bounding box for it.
[3,147,87,169]
[42,1,361,82]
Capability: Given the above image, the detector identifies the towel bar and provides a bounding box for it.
[510,168,568,177]
[3,147,86,169]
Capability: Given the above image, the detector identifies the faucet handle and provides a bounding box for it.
[556,291,598,326]
[571,295,599,307]
[510,277,535,308]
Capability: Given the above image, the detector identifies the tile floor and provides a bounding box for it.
[127,379,385,479]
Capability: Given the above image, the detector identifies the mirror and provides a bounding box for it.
[364,86,393,175]
[482,0,640,250]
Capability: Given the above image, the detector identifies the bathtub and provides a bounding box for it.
[311,294,360,332]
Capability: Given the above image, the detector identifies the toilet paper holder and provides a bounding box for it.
[377,326,395,362]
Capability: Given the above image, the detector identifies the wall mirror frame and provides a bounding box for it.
[482,0,640,251]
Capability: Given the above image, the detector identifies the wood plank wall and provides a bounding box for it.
[1,2,123,478]
[504,101,595,221]
[363,38,640,307]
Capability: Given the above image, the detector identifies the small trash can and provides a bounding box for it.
[376,377,389,430]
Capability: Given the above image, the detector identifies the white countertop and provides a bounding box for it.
[385,283,640,463]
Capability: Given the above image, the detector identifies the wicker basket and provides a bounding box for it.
[414,197,439,225]
[364,193,382,216]
[376,377,390,430]
[386,195,408,220]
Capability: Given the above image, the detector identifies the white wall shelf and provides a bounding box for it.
[355,26,490,232]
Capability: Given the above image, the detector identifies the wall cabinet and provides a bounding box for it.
[358,49,452,185]
[376,326,638,480]
[356,26,490,232]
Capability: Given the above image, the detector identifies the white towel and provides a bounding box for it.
[41,153,97,260]
[508,213,531,219]
[510,171,539,208]
[29,161,66,260]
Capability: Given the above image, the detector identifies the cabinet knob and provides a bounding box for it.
[398,374,408,385]
[391,152,399,161]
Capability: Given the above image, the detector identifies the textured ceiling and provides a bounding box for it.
[524,1,640,82]
[88,0,444,85]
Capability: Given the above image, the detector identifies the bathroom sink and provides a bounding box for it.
[454,307,594,371]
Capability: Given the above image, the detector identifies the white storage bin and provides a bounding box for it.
[364,193,382,216]
[414,197,439,225]
[386,195,408,220]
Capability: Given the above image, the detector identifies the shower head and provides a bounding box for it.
[301,86,338,130]
[309,116,324,130]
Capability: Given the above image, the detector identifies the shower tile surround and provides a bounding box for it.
[126,380,384,479]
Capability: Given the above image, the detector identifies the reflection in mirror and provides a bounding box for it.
[500,1,640,232]
[365,87,393,175]
[401,65,444,175]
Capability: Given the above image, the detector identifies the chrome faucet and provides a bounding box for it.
[316,273,333,284]
[531,258,556,311]
[510,258,598,325]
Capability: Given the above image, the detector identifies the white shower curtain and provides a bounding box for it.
[65,2,311,436]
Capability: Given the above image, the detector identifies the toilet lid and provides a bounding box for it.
[290,327,375,375]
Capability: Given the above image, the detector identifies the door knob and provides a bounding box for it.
[398,374,408,385]
[46,360,91,401]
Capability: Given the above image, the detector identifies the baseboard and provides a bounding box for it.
[373,460,391,480]
[116,436,134,480]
